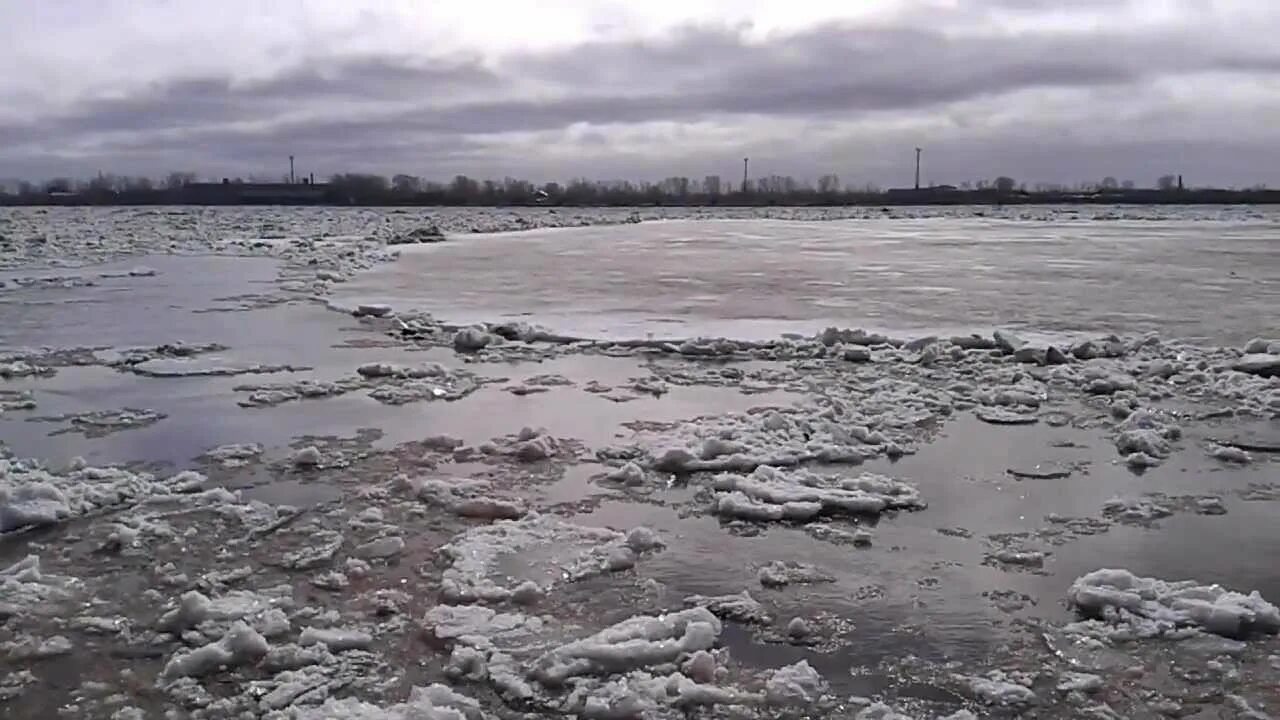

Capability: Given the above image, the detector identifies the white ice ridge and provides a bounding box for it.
[711,465,924,522]
[437,514,662,603]
[1067,568,1280,640]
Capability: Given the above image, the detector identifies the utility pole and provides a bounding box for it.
[914,148,922,190]
[289,155,295,184]
[742,158,749,193]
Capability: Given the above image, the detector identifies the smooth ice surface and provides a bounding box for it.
[336,216,1280,344]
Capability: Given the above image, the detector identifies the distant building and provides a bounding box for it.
[182,180,329,204]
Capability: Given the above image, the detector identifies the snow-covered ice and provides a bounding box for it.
[438,514,661,603]
[711,465,924,522]
[1067,568,1280,640]
[682,591,772,624]
[530,607,721,686]
[1,459,212,533]
[764,660,827,705]
[757,561,835,588]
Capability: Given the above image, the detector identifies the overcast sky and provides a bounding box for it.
[2,0,1278,187]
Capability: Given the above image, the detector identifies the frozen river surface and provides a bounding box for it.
[339,213,1280,344]
[1,205,1278,720]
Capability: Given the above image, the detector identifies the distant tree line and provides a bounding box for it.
[1,171,1276,207]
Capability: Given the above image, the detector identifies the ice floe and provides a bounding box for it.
[1,459,211,533]
[437,514,661,603]
[710,465,924,523]
[1067,568,1280,640]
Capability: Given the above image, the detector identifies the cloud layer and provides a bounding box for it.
[2,0,1278,186]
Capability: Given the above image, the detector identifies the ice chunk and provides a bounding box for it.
[855,704,915,720]
[1116,430,1169,458]
[353,536,405,560]
[0,482,69,532]
[951,334,997,350]
[958,672,1036,705]
[156,590,211,633]
[531,607,721,687]
[715,491,820,522]
[1113,410,1178,463]
[1057,671,1104,693]
[3,634,73,660]
[604,462,646,486]
[1122,452,1161,469]
[256,608,292,639]
[684,590,772,624]
[438,515,656,603]
[683,650,717,683]
[449,497,526,520]
[819,327,897,347]
[1067,568,1280,639]
[1072,337,1126,360]
[765,660,827,705]
[1102,496,1173,522]
[297,627,373,652]
[974,406,1038,425]
[513,435,556,462]
[287,683,483,720]
[625,526,663,553]
[260,643,332,673]
[1233,354,1280,377]
[422,434,464,451]
[510,581,543,606]
[711,466,924,523]
[445,645,488,681]
[993,330,1025,354]
[758,561,834,588]
[276,529,343,570]
[291,446,322,468]
[353,303,393,318]
[701,437,748,460]
[786,617,812,641]
[1013,345,1069,366]
[160,621,268,679]
[423,604,543,646]
[1243,338,1279,354]
[652,448,698,474]
[1208,444,1252,464]
[453,326,496,352]
[842,346,872,362]
[388,225,446,244]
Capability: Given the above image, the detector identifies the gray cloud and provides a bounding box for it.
[2,9,1279,185]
